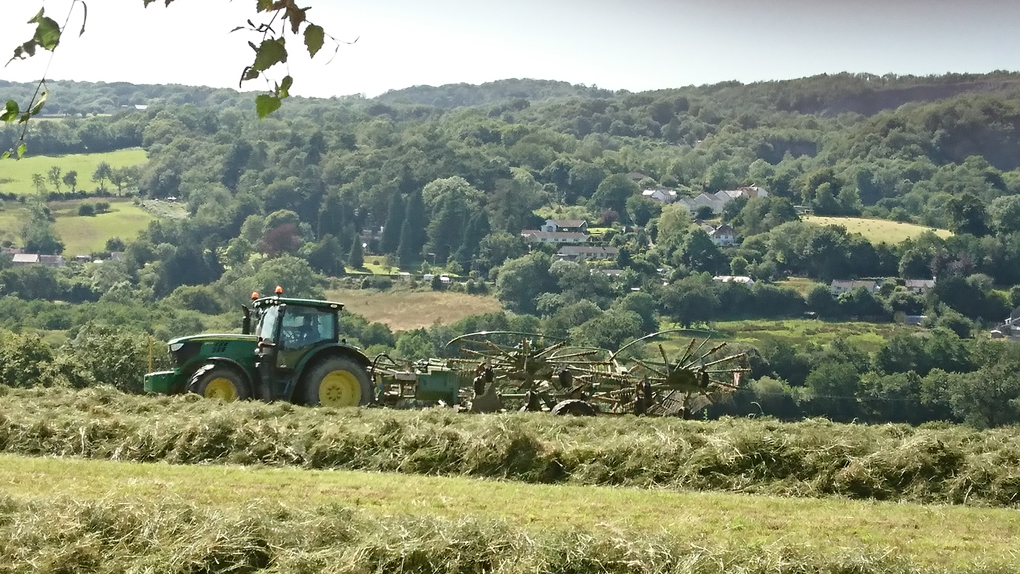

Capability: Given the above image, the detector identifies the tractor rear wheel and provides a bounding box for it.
[303,356,373,407]
[189,365,251,402]
[550,399,597,416]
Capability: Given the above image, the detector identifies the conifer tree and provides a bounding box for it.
[348,235,364,269]
[397,191,427,269]
[381,192,405,254]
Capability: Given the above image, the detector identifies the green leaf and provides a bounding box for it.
[17,143,27,159]
[304,24,324,58]
[256,0,275,13]
[255,94,282,119]
[29,91,48,116]
[1,150,11,160]
[1,100,19,123]
[251,37,287,72]
[278,75,293,98]
[30,14,61,51]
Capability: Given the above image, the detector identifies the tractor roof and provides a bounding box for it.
[252,296,345,311]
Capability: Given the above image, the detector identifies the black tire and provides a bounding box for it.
[189,364,251,402]
[303,356,373,407]
[550,399,597,416]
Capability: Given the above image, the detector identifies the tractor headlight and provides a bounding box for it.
[169,342,184,352]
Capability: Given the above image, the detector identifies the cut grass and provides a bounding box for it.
[326,287,503,330]
[804,215,953,244]
[52,199,156,255]
[4,387,1020,508]
[0,148,148,195]
[2,454,1020,569]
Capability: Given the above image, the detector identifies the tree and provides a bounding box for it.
[62,170,78,192]
[946,192,990,237]
[397,191,427,268]
[590,174,639,220]
[304,234,345,277]
[677,228,726,274]
[31,173,46,194]
[92,161,113,192]
[47,166,62,192]
[494,253,554,314]
[348,236,364,269]
[380,192,405,254]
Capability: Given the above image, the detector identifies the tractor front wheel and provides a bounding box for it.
[303,357,373,407]
[189,365,251,402]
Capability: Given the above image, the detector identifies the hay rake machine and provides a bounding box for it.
[370,330,750,417]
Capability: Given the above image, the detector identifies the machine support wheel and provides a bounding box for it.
[550,399,597,416]
[303,356,373,407]
[189,364,252,402]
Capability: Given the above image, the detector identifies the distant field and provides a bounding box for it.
[326,288,503,330]
[660,318,918,353]
[804,215,952,244]
[52,199,156,255]
[777,276,825,296]
[0,148,147,195]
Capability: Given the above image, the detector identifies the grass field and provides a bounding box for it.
[0,148,148,195]
[661,318,918,352]
[804,215,953,244]
[4,453,1019,569]
[326,288,503,330]
[52,199,156,255]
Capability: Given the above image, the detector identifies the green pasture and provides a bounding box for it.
[661,318,918,353]
[3,454,1019,569]
[0,148,148,195]
[0,197,155,254]
[804,215,953,244]
[52,200,156,255]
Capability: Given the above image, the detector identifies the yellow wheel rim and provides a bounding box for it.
[319,370,361,407]
[204,377,239,401]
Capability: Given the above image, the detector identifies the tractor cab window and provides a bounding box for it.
[279,306,336,349]
[256,306,280,341]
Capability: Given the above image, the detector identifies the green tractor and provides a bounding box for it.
[143,292,374,407]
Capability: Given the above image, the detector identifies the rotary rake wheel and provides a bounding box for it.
[615,330,750,418]
[444,331,612,390]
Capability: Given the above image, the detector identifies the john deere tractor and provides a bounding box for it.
[143,292,373,407]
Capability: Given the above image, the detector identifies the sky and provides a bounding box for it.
[3,0,1020,98]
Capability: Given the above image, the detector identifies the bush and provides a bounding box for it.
[56,324,154,393]
[0,331,56,387]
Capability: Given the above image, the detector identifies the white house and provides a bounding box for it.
[556,245,619,262]
[641,189,677,204]
[708,224,737,246]
[713,275,755,285]
[521,231,589,244]
[540,219,588,233]
[677,185,769,215]
[904,279,936,294]
[830,279,879,296]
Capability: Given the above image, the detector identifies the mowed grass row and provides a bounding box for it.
[2,387,1020,507]
[0,148,148,195]
[325,288,503,330]
[803,215,953,244]
[3,454,1019,572]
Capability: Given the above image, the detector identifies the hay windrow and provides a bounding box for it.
[2,386,1020,506]
[0,494,1004,574]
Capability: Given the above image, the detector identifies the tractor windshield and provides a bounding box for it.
[256,306,280,341]
[279,306,337,348]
